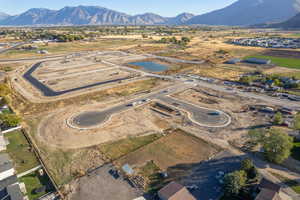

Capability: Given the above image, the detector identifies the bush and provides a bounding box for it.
[0,113,21,128]
[224,170,247,196]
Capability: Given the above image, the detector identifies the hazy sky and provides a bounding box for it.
[1,0,237,16]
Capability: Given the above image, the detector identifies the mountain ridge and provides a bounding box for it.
[186,0,300,26]
[0,6,194,26]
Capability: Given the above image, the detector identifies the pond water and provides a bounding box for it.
[129,61,168,72]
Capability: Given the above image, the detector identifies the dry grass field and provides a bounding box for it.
[116,129,221,171]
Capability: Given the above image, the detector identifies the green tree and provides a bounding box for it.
[263,129,293,164]
[224,170,247,195]
[248,166,259,180]
[239,76,251,85]
[241,158,254,172]
[0,113,21,127]
[273,112,283,125]
[294,114,300,130]
[0,84,10,97]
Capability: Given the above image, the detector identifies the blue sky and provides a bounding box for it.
[1,0,237,16]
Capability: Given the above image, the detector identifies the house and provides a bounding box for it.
[255,178,292,200]
[158,182,196,200]
[0,175,23,200]
[0,154,15,181]
[0,133,8,151]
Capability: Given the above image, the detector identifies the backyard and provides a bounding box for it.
[19,171,55,200]
[4,130,39,173]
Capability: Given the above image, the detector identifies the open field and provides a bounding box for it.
[0,39,145,59]
[25,115,164,185]
[99,134,162,161]
[247,55,300,69]
[116,129,221,170]
[4,130,39,173]
[36,103,177,149]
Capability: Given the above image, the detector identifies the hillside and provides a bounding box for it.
[186,0,300,26]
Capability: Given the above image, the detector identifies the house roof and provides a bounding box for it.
[259,178,281,193]
[255,188,282,200]
[0,176,18,190]
[158,182,196,200]
[0,154,13,174]
[0,184,23,200]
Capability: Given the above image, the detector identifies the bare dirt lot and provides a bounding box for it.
[116,129,221,171]
[37,103,182,149]
[66,164,141,200]
[171,87,269,142]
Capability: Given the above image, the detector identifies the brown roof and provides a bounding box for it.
[255,189,282,200]
[259,178,281,192]
[158,182,196,200]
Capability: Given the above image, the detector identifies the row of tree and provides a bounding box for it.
[157,36,191,46]
[0,84,21,128]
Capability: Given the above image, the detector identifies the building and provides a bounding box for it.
[0,133,8,152]
[225,58,241,64]
[0,175,23,200]
[0,154,15,181]
[255,178,292,200]
[158,182,196,200]
[244,58,271,65]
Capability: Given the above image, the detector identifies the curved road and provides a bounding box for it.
[70,85,231,129]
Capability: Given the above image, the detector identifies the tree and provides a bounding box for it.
[0,113,21,128]
[241,158,254,172]
[223,170,247,196]
[248,166,259,180]
[263,129,293,164]
[294,114,300,130]
[239,76,251,85]
[273,112,283,125]
[0,84,10,97]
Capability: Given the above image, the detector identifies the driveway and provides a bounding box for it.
[70,164,141,200]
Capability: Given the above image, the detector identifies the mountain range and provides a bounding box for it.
[0,6,194,26]
[0,0,299,26]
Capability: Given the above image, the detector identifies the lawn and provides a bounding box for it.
[246,55,300,69]
[291,141,300,161]
[19,171,55,200]
[99,134,162,160]
[4,131,40,173]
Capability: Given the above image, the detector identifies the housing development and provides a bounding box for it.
[0,1,300,200]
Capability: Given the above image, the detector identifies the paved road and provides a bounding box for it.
[0,42,26,54]
[71,84,231,129]
[23,62,133,97]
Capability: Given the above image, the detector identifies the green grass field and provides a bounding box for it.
[4,131,39,173]
[19,171,54,200]
[247,55,300,69]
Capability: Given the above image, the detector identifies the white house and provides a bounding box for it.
[0,154,15,181]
